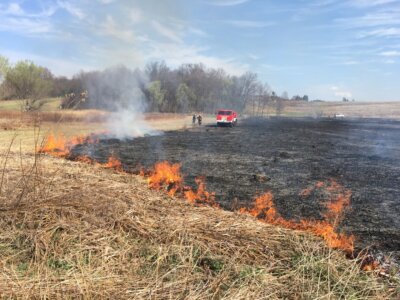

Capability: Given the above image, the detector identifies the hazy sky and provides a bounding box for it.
[1,0,399,101]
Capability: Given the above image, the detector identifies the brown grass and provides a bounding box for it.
[252,101,400,119]
[0,109,109,124]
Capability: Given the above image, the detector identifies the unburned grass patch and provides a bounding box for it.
[0,109,109,124]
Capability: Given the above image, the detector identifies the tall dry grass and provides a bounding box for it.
[0,110,110,124]
[0,137,398,299]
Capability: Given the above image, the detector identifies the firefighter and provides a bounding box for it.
[197,114,202,126]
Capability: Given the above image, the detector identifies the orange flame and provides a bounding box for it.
[184,177,219,207]
[147,161,183,196]
[41,133,356,254]
[104,156,123,172]
[145,161,218,207]
[315,181,325,188]
[299,181,325,197]
[40,133,97,158]
[362,261,379,272]
[241,180,354,253]
[40,133,70,157]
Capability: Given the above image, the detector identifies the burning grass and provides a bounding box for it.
[0,151,397,299]
[37,134,360,254]
[240,180,354,253]
[0,127,398,298]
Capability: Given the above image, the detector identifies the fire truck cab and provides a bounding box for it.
[216,109,238,127]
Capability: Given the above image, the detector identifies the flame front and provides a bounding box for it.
[240,180,354,253]
[146,161,218,207]
[147,161,183,196]
[41,133,97,158]
[41,134,355,254]
[40,133,70,157]
[184,177,218,207]
[105,156,123,171]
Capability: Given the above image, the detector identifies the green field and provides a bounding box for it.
[0,98,61,111]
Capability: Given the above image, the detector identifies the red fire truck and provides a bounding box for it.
[216,110,238,127]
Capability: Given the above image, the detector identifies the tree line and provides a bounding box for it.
[0,55,309,114]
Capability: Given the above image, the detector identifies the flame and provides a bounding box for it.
[104,156,123,171]
[360,253,380,272]
[184,177,218,207]
[241,180,354,253]
[40,133,70,157]
[146,161,218,207]
[300,181,325,197]
[299,187,312,197]
[239,192,276,220]
[41,133,356,254]
[147,161,183,196]
[362,261,379,272]
[315,181,325,188]
[41,132,97,158]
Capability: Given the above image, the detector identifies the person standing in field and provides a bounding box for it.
[192,114,196,125]
[197,114,202,126]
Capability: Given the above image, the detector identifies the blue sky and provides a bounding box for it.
[1,0,399,101]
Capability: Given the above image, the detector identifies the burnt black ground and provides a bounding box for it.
[71,117,400,255]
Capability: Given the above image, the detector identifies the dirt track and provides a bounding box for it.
[72,117,400,256]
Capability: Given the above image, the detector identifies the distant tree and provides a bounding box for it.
[147,80,166,111]
[237,71,258,111]
[0,55,9,83]
[291,94,309,101]
[342,97,349,102]
[0,55,11,99]
[281,91,289,100]
[252,82,271,116]
[5,60,53,110]
[275,98,285,116]
[176,83,195,112]
[291,95,301,101]
[51,76,83,97]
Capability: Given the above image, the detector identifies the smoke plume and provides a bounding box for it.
[81,65,159,139]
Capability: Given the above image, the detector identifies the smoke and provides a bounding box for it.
[107,106,159,139]
[81,65,159,139]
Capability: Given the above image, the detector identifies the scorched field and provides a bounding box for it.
[71,117,400,258]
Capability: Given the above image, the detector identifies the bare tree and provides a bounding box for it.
[275,98,285,116]
[281,91,289,100]
[257,83,271,116]
[239,72,258,111]
[0,55,9,84]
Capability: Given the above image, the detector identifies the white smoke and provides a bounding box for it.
[107,104,160,139]
[81,65,160,139]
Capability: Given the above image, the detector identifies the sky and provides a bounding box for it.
[0,0,399,101]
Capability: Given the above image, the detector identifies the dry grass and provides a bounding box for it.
[0,130,398,299]
[255,101,400,118]
[0,109,109,124]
